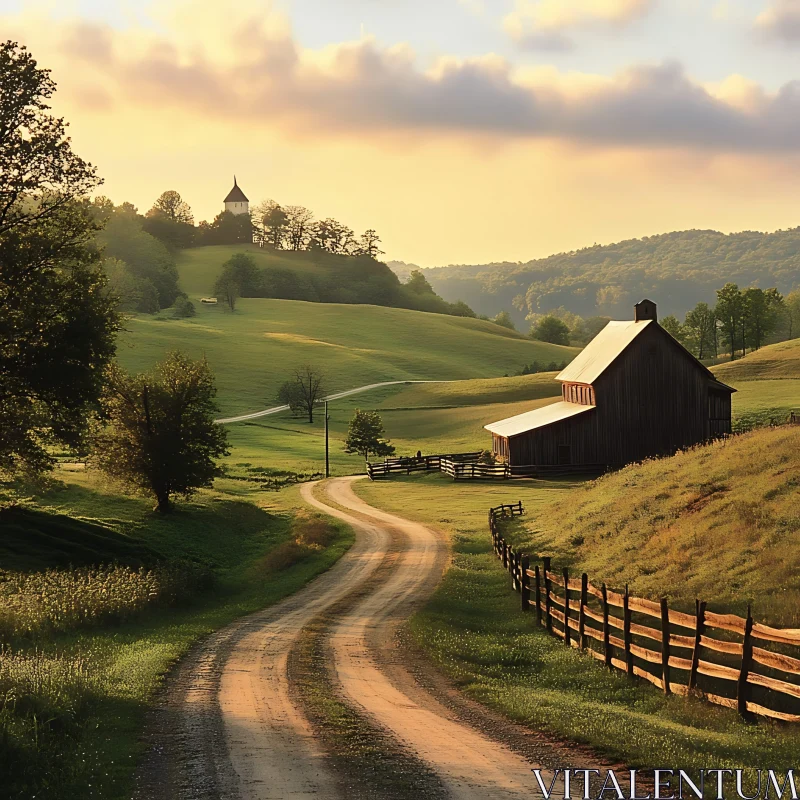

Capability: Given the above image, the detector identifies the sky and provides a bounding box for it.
[4,0,800,266]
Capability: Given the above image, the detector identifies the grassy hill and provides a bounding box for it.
[713,337,800,381]
[355,434,800,772]
[425,228,800,325]
[711,339,800,428]
[177,245,343,298]
[119,300,577,417]
[512,425,800,626]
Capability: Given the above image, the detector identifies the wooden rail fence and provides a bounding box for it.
[366,452,509,480]
[489,503,800,723]
[366,453,604,481]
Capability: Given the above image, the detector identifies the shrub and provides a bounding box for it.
[171,295,196,318]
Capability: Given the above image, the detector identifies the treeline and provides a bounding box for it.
[661,284,800,360]
[424,228,800,325]
[92,198,186,315]
[126,188,387,257]
[528,284,800,360]
[213,252,476,316]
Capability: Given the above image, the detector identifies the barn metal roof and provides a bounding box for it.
[556,320,652,385]
[484,401,594,438]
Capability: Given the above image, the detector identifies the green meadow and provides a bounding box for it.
[119,300,576,417]
[354,466,800,772]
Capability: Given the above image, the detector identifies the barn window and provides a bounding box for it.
[558,445,571,465]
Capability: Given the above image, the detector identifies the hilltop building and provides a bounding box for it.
[224,177,249,216]
[485,300,735,470]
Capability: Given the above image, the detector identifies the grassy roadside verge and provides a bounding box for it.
[354,474,800,771]
[1,472,353,800]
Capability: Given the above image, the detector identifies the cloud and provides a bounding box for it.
[504,0,654,50]
[9,5,800,155]
[754,0,800,42]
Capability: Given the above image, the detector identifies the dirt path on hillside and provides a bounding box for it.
[135,477,602,799]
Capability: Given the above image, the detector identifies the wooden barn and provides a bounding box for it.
[485,300,735,470]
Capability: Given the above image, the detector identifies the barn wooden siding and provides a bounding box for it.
[504,325,731,468]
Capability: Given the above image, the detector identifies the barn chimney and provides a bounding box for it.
[634,299,657,323]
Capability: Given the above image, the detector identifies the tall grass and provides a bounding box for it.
[0,562,211,640]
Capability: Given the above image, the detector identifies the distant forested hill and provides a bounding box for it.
[422,229,800,327]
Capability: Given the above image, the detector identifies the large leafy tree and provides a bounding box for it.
[344,410,395,461]
[715,283,744,360]
[92,353,229,513]
[0,41,119,477]
[150,190,193,224]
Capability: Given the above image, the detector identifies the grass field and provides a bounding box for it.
[119,300,576,417]
[354,465,800,772]
[176,244,346,298]
[1,472,353,800]
[713,338,800,381]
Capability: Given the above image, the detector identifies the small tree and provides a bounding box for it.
[660,315,687,345]
[492,311,517,331]
[786,289,800,340]
[344,410,395,461]
[92,353,229,513]
[357,229,384,259]
[530,315,569,344]
[214,268,241,311]
[277,366,326,423]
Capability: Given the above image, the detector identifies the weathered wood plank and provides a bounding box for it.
[700,635,743,656]
[696,659,739,681]
[747,671,800,700]
[746,701,800,723]
[630,621,662,642]
[751,623,800,646]
[630,642,662,664]
[705,611,747,634]
[752,646,800,676]
[628,596,662,617]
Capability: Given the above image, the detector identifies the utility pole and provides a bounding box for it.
[324,400,330,478]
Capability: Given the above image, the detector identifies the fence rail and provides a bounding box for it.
[366,453,604,481]
[489,504,800,723]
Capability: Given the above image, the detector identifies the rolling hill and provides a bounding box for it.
[177,245,345,298]
[118,300,577,418]
[511,424,800,627]
[423,228,800,326]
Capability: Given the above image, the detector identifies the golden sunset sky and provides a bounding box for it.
[4,0,800,265]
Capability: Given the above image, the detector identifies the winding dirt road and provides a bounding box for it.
[134,477,551,799]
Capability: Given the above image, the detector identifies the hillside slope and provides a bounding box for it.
[516,426,800,625]
[712,339,800,428]
[425,228,800,324]
[713,337,800,381]
[119,300,577,416]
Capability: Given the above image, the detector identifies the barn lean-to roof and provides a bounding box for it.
[484,401,594,437]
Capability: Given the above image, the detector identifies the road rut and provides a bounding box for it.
[135,476,548,799]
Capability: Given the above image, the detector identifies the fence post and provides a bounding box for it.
[688,599,706,692]
[623,585,633,677]
[737,606,755,721]
[534,565,542,625]
[543,556,552,634]
[509,548,517,590]
[502,539,508,570]
[660,597,671,695]
[579,573,588,651]
[521,556,530,611]
[601,583,611,669]
[563,567,571,648]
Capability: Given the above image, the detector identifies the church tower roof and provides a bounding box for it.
[224,176,248,203]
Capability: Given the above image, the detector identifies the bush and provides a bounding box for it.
[171,296,196,318]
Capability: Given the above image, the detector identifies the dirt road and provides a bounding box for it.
[135,477,549,799]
